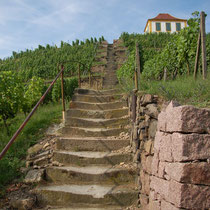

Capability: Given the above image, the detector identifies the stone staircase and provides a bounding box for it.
[35,88,138,209]
[103,44,119,88]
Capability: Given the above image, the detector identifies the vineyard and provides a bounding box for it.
[118,12,210,82]
[0,36,105,81]
[0,37,105,192]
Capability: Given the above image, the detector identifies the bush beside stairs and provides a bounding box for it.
[34,87,138,209]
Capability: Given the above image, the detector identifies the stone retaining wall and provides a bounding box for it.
[130,92,210,209]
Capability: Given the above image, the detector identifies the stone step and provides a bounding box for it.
[36,184,138,207]
[55,137,130,152]
[60,127,128,137]
[65,117,129,129]
[72,94,122,103]
[53,151,132,166]
[50,204,122,209]
[74,88,120,95]
[69,101,127,110]
[46,165,136,184]
[66,108,129,119]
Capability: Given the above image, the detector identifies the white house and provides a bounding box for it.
[144,13,187,33]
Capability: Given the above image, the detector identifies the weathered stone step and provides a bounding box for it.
[66,108,129,119]
[60,127,128,137]
[56,137,130,152]
[72,94,122,103]
[69,101,127,111]
[51,205,122,210]
[36,184,138,207]
[46,165,136,184]
[53,151,132,166]
[65,117,129,129]
[74,88,120,95]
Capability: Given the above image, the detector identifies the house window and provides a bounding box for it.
[156,22,161,31]
[166,23,171,32]
[176,23,181,31]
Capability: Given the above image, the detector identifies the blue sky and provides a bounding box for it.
[0,0,210,59]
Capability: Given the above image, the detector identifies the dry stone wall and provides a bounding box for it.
[130,92,210,210]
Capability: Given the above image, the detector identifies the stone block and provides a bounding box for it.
[154,131,173,162]
[168,180,210,209]
[139,194,149,206]
[145,104,159,119]
[172,133,210,161]
[144,140,153,155]
[158,102,210,134]
[140,94,154,106]
[145,155,153,174]
[161,200,180,210]
[27,143,43,156]
[151,153,159,176]
[150,176,169,200]
[148,120,157,139]
[154,132,210,162]
[24,169,45,183]
[165,162,210,185]
[148,200,160,210]
[140,170,150,195]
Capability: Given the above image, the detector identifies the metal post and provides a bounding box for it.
[61,64,65,122]
[0,68,64,160]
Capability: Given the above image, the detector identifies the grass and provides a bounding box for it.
[140,74,210,108]
[119,73,210,108]
[0,102,63,197]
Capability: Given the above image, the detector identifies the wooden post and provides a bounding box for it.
[134,71,138,90]
[132,89,137,123]
[194,31,201,79]
[164,68,167,81]
[89,71,91,88]
[200,11,207,79]
[61,65,65,122]
[78,63,81,88]
[135,42,141,89]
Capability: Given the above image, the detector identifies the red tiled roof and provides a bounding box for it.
[149,13,186,21]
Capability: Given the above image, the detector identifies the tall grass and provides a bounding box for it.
[0,102,62,196]
[140,74,210,107]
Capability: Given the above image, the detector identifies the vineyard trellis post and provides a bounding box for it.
[135,42,141,89]
[194,31,201,79]
[60,64,66,122]
[78,63,81,88]
[200,11,207,79]
[194,11,207,79]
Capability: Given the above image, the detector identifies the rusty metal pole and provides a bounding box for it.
[0,68,64,160]
[61,64,65,122]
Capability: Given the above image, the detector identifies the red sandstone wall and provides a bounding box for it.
[149,101,210,210]
[131,93,210,210]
